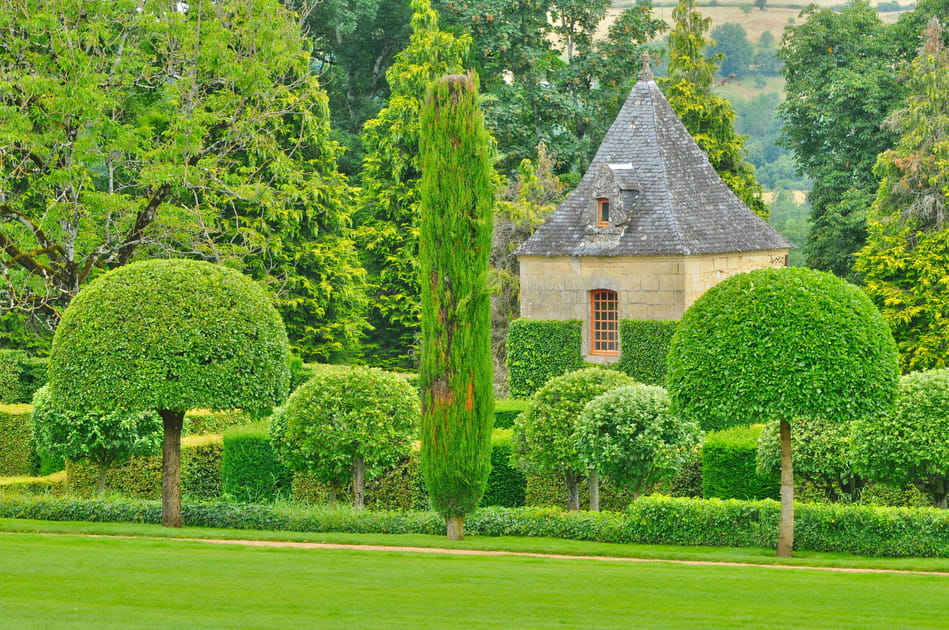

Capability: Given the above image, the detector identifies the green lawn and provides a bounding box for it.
[1,525,947,628]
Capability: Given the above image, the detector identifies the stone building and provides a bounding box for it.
[516,62,793,363]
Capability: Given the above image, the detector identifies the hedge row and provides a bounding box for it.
[0,404,33,476]
[0,351,47,404]
[3,494,949,557]
[507,319,583,398]
[222,422,292,503]
[702,425,779,501]
[614,320,677,385]
[493,399,528,429]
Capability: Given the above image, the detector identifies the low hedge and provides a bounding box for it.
[183,409,251,435]
[525,473,636,512]
[66,434,223,500]
[614,320,677,385]
[0,404,33,476]
[482,430,525,507]
[3,494,949,557]
[223,422,292,503]
[702,425,779,501]
[0,470,67,496]
[494,399,528,429]
[507,319,583,398]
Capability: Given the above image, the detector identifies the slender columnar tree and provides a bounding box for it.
[419,73,496,540]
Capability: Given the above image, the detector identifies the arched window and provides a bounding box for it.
[590,289,619,355]
[597,198,610,226]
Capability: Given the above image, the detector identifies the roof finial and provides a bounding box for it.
[639,51,654,81]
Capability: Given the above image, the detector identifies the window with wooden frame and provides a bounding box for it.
[590,289,619,355]
[596,198,610,226]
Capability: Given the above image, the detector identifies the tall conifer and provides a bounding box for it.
[419,74,495,540]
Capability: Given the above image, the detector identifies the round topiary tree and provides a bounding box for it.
[32,385,162,495]
[853,368,949,508]
[513,366,634,510]
[575,384,701,499]
[757,417,865,503]
[49,259,290,527]
[270,366,420,509]
[667,267,898,556]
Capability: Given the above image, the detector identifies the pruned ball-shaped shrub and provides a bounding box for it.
[49,258,291,414]
[667,267,898,432]
[575,384,701,497]
[853,368,949,508]
[271,366,420,496]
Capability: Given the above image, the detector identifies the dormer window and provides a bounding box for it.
[597,198,610,226]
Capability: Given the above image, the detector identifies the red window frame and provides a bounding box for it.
[590,289,619,356]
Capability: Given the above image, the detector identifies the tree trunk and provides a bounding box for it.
[777,419,794,557]
[96,461,107,496]
[565,471,580,511]
[353,457,365,510]
[446,515,464,540]
[160,410,185,528]
[588,472,600,512]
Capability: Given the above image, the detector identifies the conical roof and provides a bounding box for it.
[517,72,793,257]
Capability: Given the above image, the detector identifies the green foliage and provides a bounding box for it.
[222,422,292,503]
[576,384,701,498]
[506,319,584,398]
[49,259,290,415]
[661,0,766,219]
[494,399,529,429]
[482,430,526,508]
[766,192,810,267]
[32,385,162,493]
[524,473,636,511]
[667,267,899,432]
[292,456,430,512]
[703,425,779,501]
[709,23,753,78]
[0,350,24,403]
[272,366,419,495]
[614,320,677,385]
[853,369,949,508]
[855,19,949,372]
[183,409,251,437]
[0,471,67,496]
[356,0,470,368]
[757,418,863,502]
[514,367,634,482]
[418,73,496,524]
[0,404,33,476]
[65,435,223,501]
[16,357,48,405]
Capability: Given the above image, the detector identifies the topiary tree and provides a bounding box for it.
[853,368,949,508]
[32,385,162,495]
[757,417,865,503]
[513,366,634,511]
[49,259,290,527]
[270,366,419,508]
[418,73,496,540]
[667,267,898,556]
[575,384,701,500]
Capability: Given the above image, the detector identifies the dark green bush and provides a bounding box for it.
[0,404,33,475]
[703,425,779,500]
[507,319,583,398]
[614,320,678,385]
[16,357,48,404]
[223,422,292,503]
[494,399,528,429]
[0,350,24,403]
[481,429,526,507]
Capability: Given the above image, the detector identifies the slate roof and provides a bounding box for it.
[517,71,793,257]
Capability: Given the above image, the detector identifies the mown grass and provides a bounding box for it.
[1,524,947,629]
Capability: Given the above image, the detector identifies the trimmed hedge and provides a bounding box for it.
[4,494,949,557]
[0,351,49,404]
[481,429,525,507]
[0,470,67,496]
[223,422,292,503]
[702,425,779,501]
[0,404,33,476]
[183,409,251,436]
[16,357,48,404]
[525,474,635,512]
[66,434,223,500]
[507,319,583,398]
[493,399,528,429]
[614,320,677,385]
[291,456,429,512]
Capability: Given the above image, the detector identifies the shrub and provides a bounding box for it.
[0,350,25,403]
[271,366,419,509]
[0,470,67,496]
[576,384,701,498]
[184,409,252,436]
[16,356,48,404]
[494,399,528,429]
[525,474,636,512]
[223,422,292,503]
[0,404,33,476]
[506,319,583,398]
[614,320,678,385]
[482,429,526,507]
[704,425,779,500]
[292,455,429,512]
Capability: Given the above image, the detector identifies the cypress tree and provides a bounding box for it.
[418,74,495,540]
